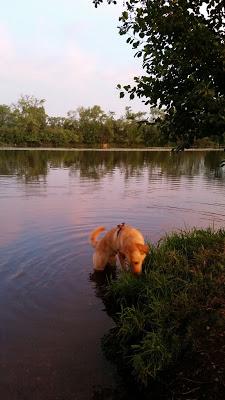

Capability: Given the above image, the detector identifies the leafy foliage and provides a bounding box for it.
[0,95,167,147]
[0,95,224,147]
[92,0,225,145]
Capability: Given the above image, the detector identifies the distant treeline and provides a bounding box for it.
[0,96,223,148]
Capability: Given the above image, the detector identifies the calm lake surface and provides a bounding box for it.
[0,149,225,400]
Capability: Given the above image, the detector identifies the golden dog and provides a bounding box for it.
[89,223,149,274]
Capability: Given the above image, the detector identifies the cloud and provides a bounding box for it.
[0,12,147,117]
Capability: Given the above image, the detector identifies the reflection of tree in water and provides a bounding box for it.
[204,151,225,180]
[0,150,224,183]
[0,150,49,182]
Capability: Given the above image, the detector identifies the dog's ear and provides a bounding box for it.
[136,243,149,255]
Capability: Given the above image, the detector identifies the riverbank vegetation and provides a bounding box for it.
[100,228,225,399]
[0,96,224,148]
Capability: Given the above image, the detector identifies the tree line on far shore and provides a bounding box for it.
[0,95,224,148]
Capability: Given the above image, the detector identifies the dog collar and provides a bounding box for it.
[117,223,125,237]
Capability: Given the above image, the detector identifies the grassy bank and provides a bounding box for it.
[101,229,225,399]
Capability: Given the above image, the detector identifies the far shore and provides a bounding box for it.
[0,146,224,152]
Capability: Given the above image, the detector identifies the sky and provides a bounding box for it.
[0,0,147,117]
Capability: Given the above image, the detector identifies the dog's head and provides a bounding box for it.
[125,243,149,274]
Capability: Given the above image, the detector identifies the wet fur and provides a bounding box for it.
[89,224,149,274]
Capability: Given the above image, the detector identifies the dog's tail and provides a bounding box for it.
[89,226,105,248]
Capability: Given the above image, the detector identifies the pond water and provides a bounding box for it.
[0,149,225,400]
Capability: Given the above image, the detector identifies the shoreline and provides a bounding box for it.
[0,146,224,152]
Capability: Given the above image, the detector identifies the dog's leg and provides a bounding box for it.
[93,251,109,271]
[117,252,128,271]
[108,254,117,267]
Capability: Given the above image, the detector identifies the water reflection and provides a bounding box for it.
[0,149,225,400]
[0,149,224,183]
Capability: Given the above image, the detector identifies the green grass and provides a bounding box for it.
[102,228,225,389]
